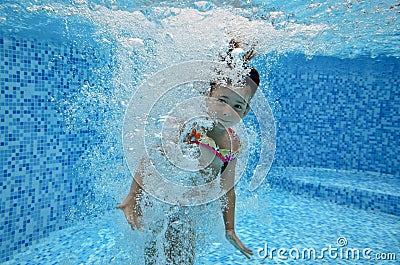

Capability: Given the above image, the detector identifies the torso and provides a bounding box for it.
[187,127,241,179]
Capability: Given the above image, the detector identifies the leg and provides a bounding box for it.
[164,216,196,265]
[144,216,165,265]
[144,238,158,265]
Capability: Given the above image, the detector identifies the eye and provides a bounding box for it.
[218,98,227,103]
[234,104,243,110]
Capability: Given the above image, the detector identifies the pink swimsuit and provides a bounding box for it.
[187,127,241,163]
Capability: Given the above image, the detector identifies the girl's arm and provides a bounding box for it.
[127,159,146,198]
[220,159,236,230]
[220,159,254,259]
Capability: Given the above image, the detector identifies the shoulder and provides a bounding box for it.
[227,128,242,154]
[228,128,240,140]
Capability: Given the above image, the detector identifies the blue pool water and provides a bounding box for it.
[1,0,400,264]
[4,171,400,264]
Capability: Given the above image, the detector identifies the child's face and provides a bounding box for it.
[207,84,252,128]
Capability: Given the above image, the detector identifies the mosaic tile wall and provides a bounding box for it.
[0,36,94,262]
[266,55,400,175]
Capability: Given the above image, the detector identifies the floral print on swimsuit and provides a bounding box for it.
[187,127,241,163]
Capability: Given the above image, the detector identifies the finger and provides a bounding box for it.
[229,239,245,253]
[137,208,143,218]
[226,235,240,249]
[226,234,246,251]
[133,214,141,230]
[135,216,141,229]
[227,236,253,257]
[129,220,139,230]
[126,215,135,230]
[241,245,253,255]
[240,250,252,259]
[236,242,253,255]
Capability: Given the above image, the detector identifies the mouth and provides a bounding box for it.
[217,118,230,123]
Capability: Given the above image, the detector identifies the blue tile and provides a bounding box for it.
[261,54,400,175]
[1,36,95,263]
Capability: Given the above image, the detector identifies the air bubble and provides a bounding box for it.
[193,1,213,12]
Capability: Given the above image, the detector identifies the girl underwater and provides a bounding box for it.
[117,40,260,264]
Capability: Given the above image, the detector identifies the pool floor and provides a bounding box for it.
[5,187,399,265]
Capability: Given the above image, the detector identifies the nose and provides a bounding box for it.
[222,105,233,117]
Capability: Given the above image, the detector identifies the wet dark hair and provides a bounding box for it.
[223,39,259,87]
[210,39,260,97]
[210,67,259,88]
[247,67,260,87]
[224,39,257,66]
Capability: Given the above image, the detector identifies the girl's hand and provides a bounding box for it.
[116,201,142,230]
[225,229,254,259]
